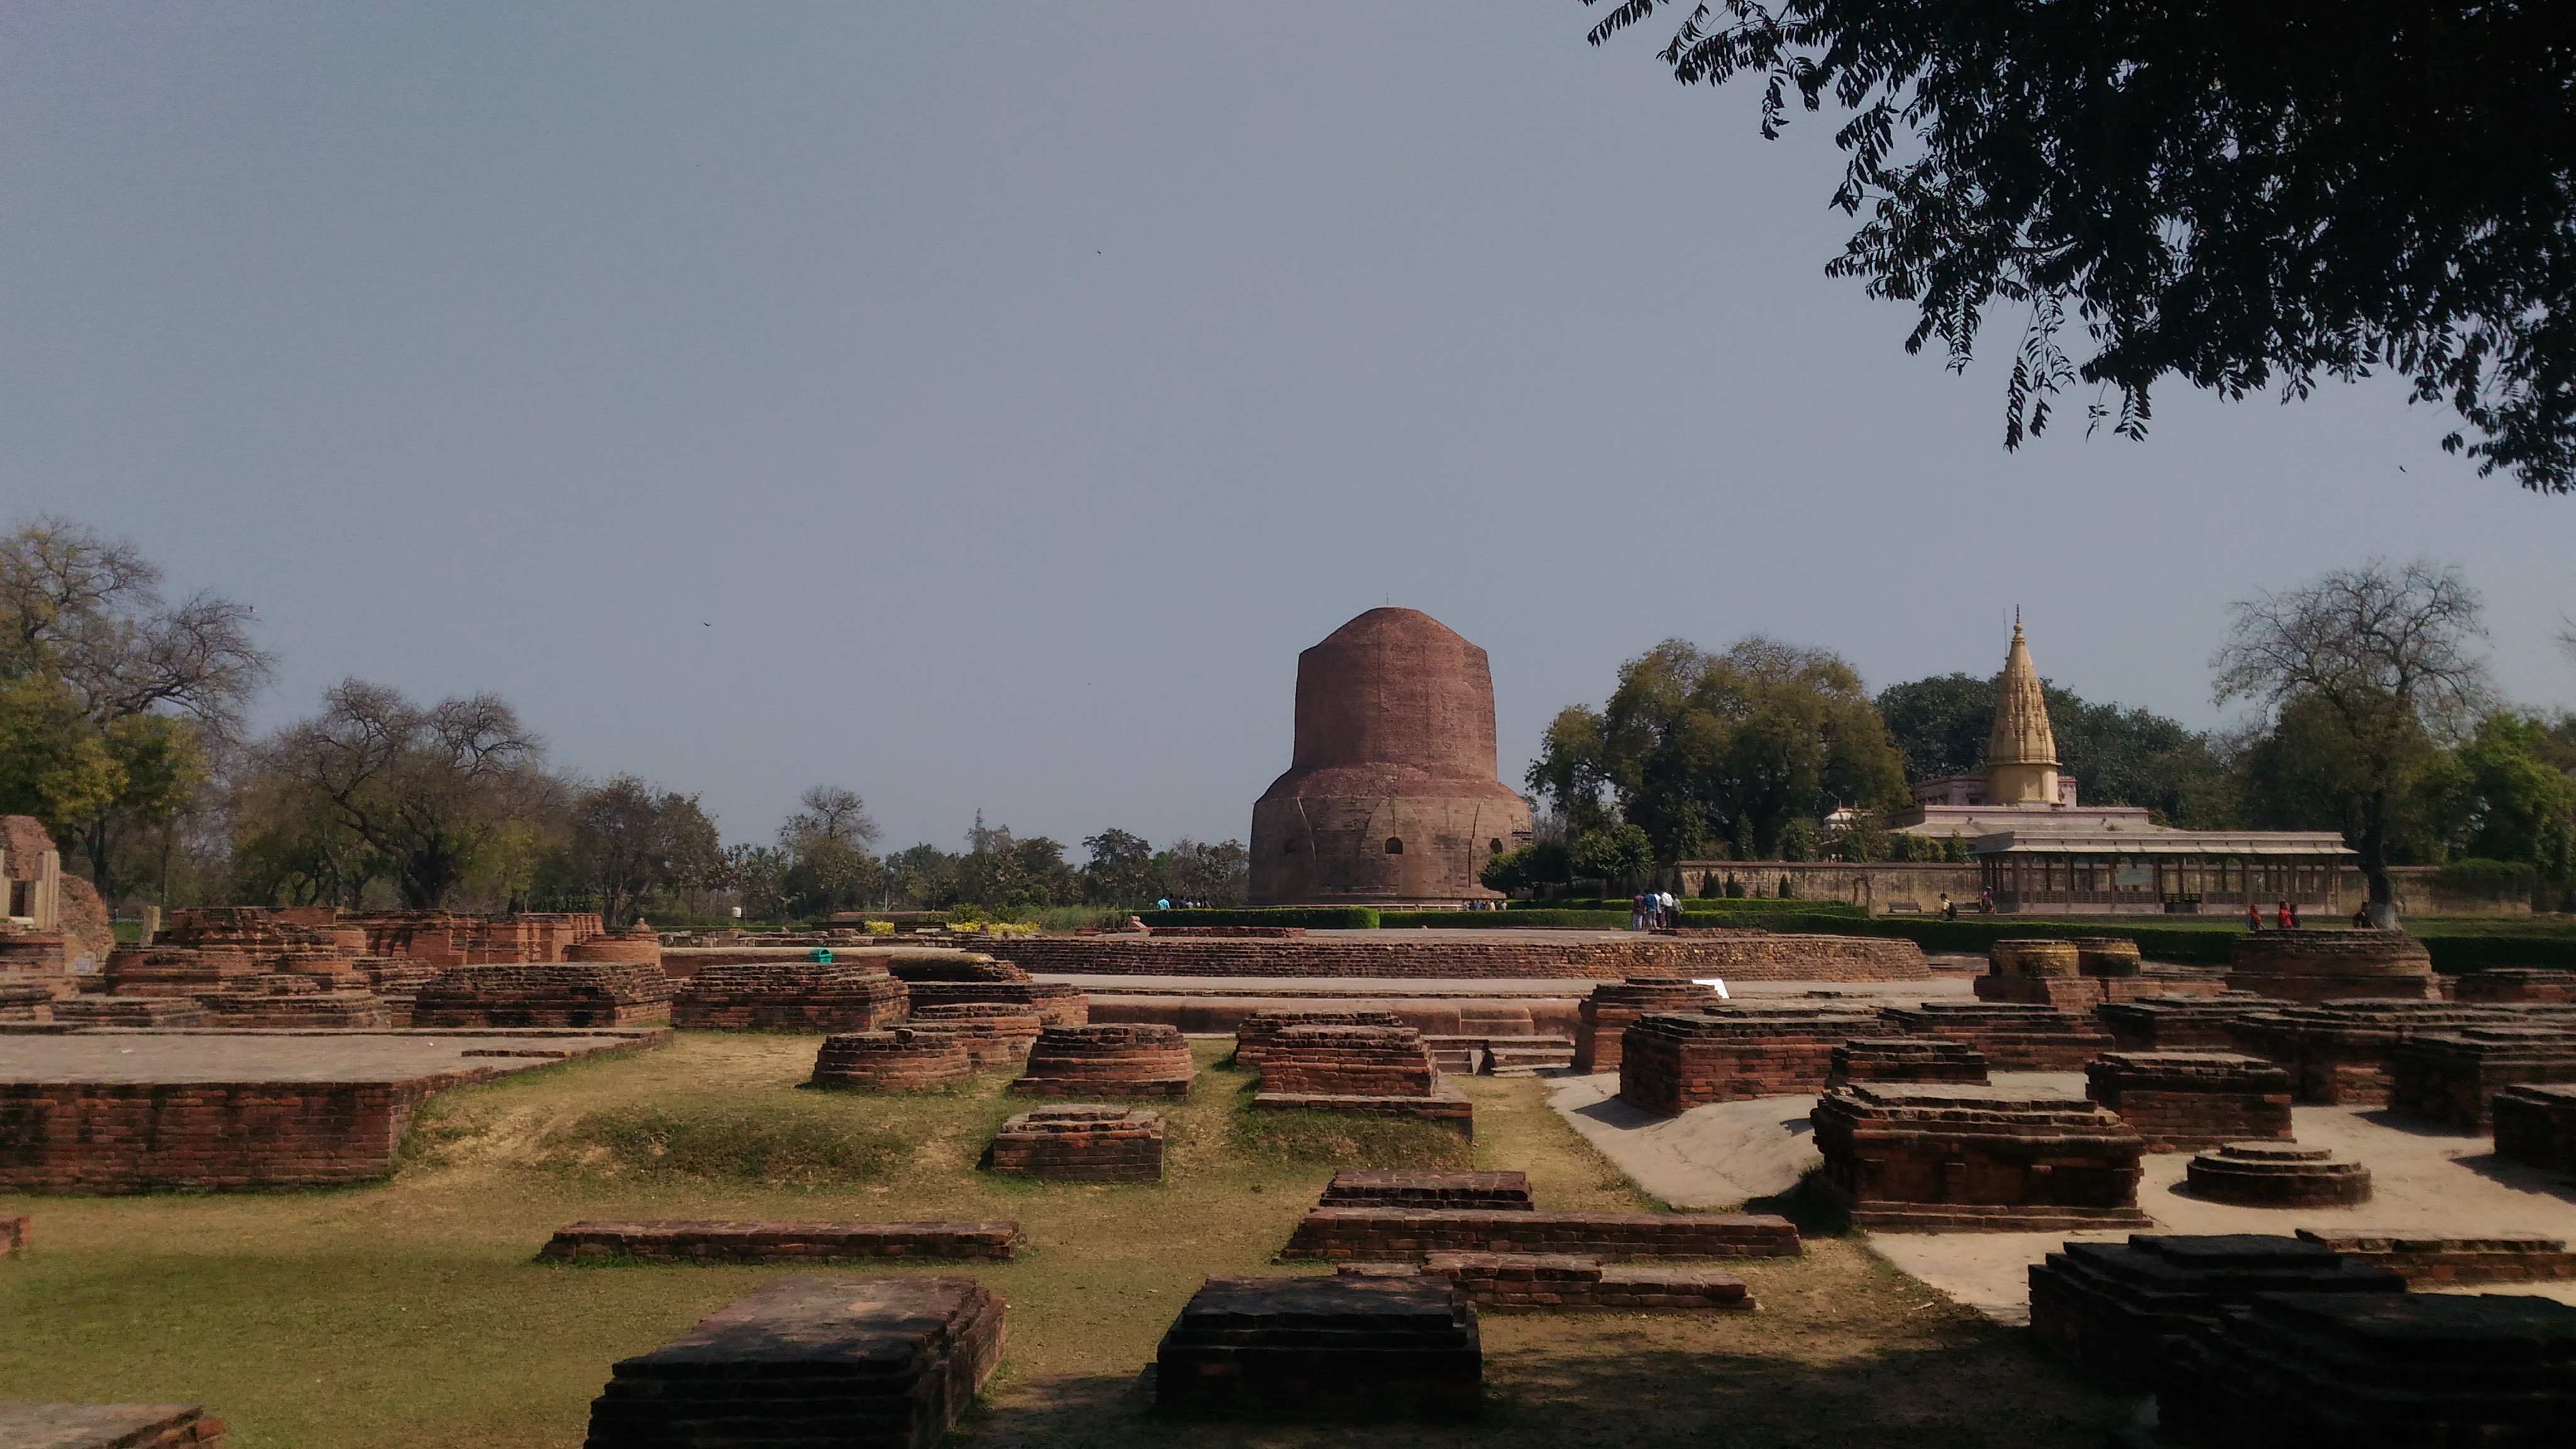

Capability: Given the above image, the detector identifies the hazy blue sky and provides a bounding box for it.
[6,3,2570,854]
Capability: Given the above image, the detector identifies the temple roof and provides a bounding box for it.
[1985,616,2060,769]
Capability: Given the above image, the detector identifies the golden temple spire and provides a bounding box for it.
[1984,613,2062,804]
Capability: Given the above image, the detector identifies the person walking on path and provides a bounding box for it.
[2246,901,2264,931]
[2277,901,2294,930]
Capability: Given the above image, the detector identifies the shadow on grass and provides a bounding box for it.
[956,1333,2133,1448]
[1743,1167,1853,1240]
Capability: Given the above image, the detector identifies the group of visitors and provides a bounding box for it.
[2244,901,2304,931]
[1629,889,1680,931]
[1935,889,1998,921]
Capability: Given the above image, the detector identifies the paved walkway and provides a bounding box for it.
[1549,1067,2576,1323]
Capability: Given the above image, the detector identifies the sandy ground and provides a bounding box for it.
[1550,1066,2576,1323]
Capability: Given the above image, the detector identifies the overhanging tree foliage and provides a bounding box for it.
[1585,1,2576,491]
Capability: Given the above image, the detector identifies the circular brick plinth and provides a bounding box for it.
[2072,938,2143,978]
[810,1028,973,1090]
[2186,1140,2372,1208]
[1012,1023,1198,1098]
[2231,931,2433,977]
[907,1002,1044,1067]
[1992,940,2081,979]
[567,931,663,965]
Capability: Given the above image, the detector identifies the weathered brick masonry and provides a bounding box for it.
[2390,1025,2576,1131]
[1811,1084,2151,1231]
[906,1002,1041,1067]
[985,1106,1163,1182]
[1615,1004,1880,1114]
[1319,1170,1533,1211]
[2028,1234,2404,1391]
[1574,978,1719,1074]
[982,931,1926,982]
[2494,1082,2576,1174]
[2225,928,2441,1003]
[1407,1252,1752,1312]
[1828,1037,1990,1087]
[1010,1024,1196,1099]
[1876,1002,2114,1072]
[670,960,908,1031]
[1279,1207,1800,1262]
[411,963,670,1028]
[2084,1052,2295,1151]
[2457,968,2576,1003]
[1233,1010,1405,1068]
[1154,1274,1481,1422]
[584,1275,1004,1449]
[2151,1292,2576,1449]
[2296,1228,2576,1285]
[2185,1141,2372,1208]
[0,1030,670,1192]
[808,1030,973,1091]
[2224,1001,2545,1106]
[2096,994,2289,1052]
[538,1219,1021,1263]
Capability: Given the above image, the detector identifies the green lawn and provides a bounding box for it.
[1,1036,2133,1447]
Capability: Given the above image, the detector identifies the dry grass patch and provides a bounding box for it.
[0,1034,2134,1448]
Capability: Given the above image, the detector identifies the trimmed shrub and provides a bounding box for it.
[1138,907,1380,929]
[1377,909,1631,929]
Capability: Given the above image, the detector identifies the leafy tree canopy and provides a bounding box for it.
[1876,672,2235,825]
[1587,1,2576,492]
[1530,636,1907,861]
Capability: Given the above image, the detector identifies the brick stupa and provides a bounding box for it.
[1247,609,1532,906]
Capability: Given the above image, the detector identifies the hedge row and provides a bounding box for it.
[1136,908,1381,929]
[1378,909,1633,930]
[1510,897,1867,918]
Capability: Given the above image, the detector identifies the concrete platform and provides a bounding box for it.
[0,1027,667,1084]
[0,1028,668,1192]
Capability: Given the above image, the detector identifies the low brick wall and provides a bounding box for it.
[1319,1170,1531,1211]
[1828,1037,1989,1087]
[981,932,1926,982]
[1811,1083,2150,1231]
[2028,1235,2403,1392]
[1249,1082,1475,1139]
[1279,1207,1800,1262]
[1877,1002,2113,1072]
[2084,1051,2295,1151]
[670,961,909,1031]
[2226,1002,2534,1106]
[412,963,670,1029]
[986,1106,1162,1182]
[1154,1275,1480,1421]
[1616,1005,1880,1114]
[906,1003,1041,1067]
[1256,1025,1438,1096]
[2390,1026,2576,1131]
[2295,1229,2576,1285]
[2458,969,2576,1003]
[2226,929,2440,1003]
[1413,1252,1752,1311]
[2,1077,440,1192]
[2095,994,2286,1051]
[902,980,1088,1027]
[2494,1082,2576,1173]
[586,1275,1003,1449]
[1574,979,1719,1074]
[1232,1009,1405,1067]
[538,1219,1022,1263]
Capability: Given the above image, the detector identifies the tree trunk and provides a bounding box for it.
[2358,790,2399,930]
